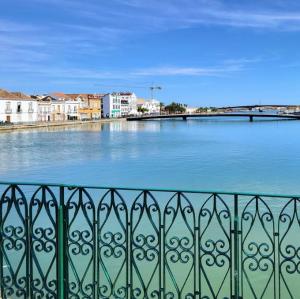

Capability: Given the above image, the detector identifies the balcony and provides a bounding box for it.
[0,182,299,298]
[28,108,34,113]
[5,108,12,114]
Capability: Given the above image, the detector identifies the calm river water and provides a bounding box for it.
[0,118,299,194]
[1,118,300,298]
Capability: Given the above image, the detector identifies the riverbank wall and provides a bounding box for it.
[0,118,126,132]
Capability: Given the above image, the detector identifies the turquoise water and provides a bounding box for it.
[0,118,299,194]
[1,118,299,298]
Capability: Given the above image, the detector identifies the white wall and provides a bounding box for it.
[103,94,111,117]
[0,99,38,123]
[65,100,80,119]
[38,103,51,121]
[103,94,121,117]
[143,99,160,114]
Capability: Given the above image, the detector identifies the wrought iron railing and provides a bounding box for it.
[0,182,299,299]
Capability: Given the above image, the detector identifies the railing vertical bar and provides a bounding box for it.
[128,220,131,299]
[0,189,3,299]
[162,206,166,299]
[28,186,35,299]
[159,221,163,299]
[158,191,163,299]
[194,225,199,299]
[233,194,240,299]
[127,189,131,299]
[58,186,66,299]
[93,205,97,299]
[0,188,4,298]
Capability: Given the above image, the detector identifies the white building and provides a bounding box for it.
[137,98,161,114]
[37,96,80,121]
[143,99,160,114]
[186,107,198,114]
[103,92,137,117]
[37,96,52,122]
[64,99,80,120]
[0,97,38,123]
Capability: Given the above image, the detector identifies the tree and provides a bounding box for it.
[137,106,149,113]
[159,102,165,114]
[196,106,218,113]
[164,102,187,114]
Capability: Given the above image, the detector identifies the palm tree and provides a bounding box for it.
[159,102,165,114]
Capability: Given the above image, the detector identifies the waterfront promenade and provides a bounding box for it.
[0,118,126,132]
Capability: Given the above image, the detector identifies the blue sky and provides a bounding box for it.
[1,0,300,106]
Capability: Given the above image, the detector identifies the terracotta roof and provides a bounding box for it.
[50,92,68,98]
[10,91,31,99]
[0,88,31,99]
[0,89,13,98]
[65,93,81,100]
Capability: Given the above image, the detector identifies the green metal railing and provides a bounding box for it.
[0,182,299,298]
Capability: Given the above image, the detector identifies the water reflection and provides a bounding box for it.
[0,121,162,175]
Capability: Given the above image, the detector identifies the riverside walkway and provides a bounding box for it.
[127,112,300,121]
[0,118,126,132]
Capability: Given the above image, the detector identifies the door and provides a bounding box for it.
[6,115,10,123]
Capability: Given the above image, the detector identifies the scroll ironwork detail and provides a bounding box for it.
[0,183,300,299]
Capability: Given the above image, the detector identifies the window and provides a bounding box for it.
[28,102,33,113]
[17,102,22,113]
[5,102,11,113]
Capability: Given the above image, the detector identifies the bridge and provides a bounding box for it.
[127,112,300,122]
[220,104,300,109]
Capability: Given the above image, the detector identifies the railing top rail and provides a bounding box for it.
[0,180,298,199]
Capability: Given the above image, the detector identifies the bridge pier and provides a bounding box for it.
[182,116,187,121]
[249,116,253,122]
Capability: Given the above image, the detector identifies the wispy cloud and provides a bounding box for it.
[0,56,258,82]
[2,0,300,64]
[0,0,299,94]
[133,66,235,77]
[133,58,260,77]
[29,0,300,32]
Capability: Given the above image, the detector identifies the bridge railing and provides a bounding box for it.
[0,182,299,298]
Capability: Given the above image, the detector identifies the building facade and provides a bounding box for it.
[103,92,137,117]
[143,99,160,114]
[37,96,52,121]
[137,98,161,114]
[77,94,102,120]
[103,93,121,118]
[64,99,80,120]
[0,98,38,123]
[37,96,80,121]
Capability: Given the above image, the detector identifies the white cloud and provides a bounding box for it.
[0,57,258,81]
[133,58,259,76]
[133,66,225,76]
[29,0,300,31]
[0,0,298,88]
